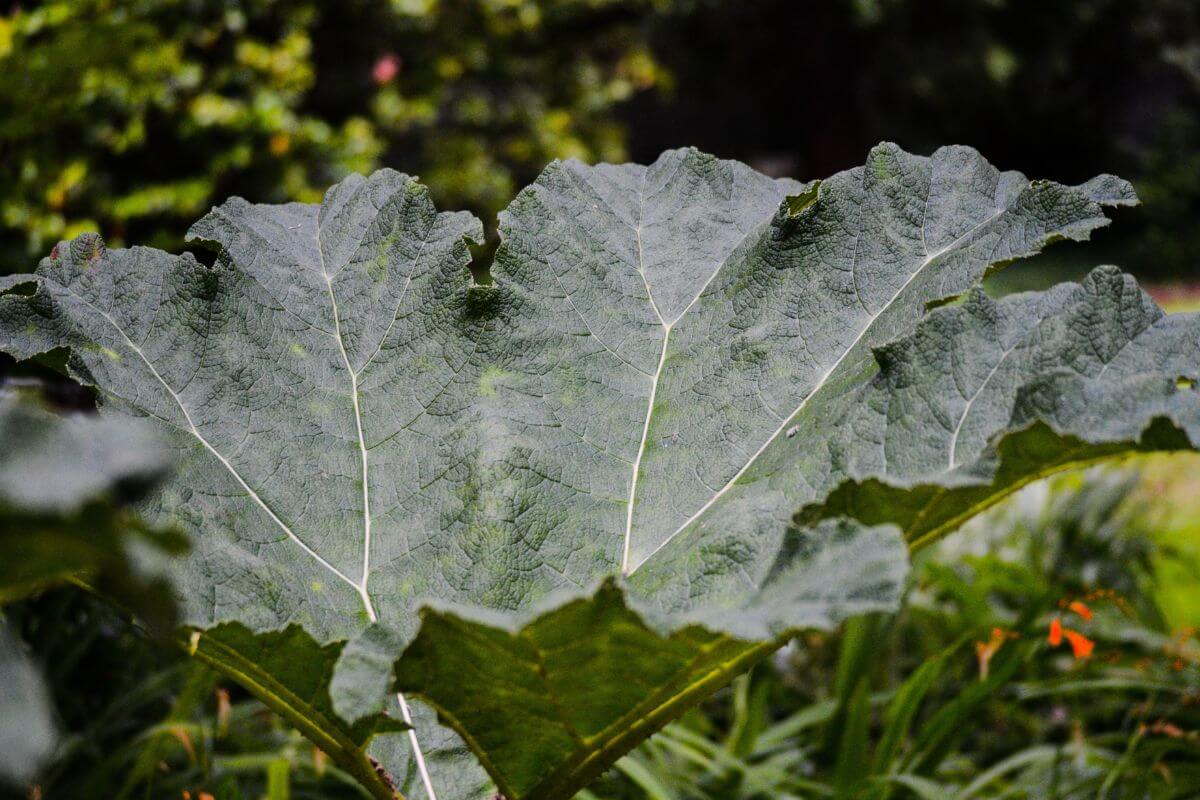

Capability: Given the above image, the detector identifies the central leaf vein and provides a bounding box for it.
[316,217,438,800]
[622,169,666,573]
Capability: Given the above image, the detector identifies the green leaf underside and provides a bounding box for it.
[6,142,1198,800]
[392,519,905,800]
[187,623,409,800]
[397,586,777,800]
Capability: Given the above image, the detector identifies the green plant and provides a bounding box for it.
[4,582,389,800]
[12,465,1195,800]
[0,0,670,274]
[0,393,184,616]
[3,144,1200,800]
[0,392,182,788]
[576,470,1199,800]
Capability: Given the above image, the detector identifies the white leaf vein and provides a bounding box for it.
[627,204,1009,574]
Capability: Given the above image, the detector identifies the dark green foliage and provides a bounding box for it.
[4,0,1198,284]
[0,0,670,273]
[1,589,375,800]
[6,468,1197,799]
[583,470,1200,799]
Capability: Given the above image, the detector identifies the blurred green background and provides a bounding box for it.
[2,1,1199,798]
[1,0,1198,280]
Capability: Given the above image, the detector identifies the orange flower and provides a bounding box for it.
[1068,600,1093,621]
[215,687,231,737]
[1147,720,1185,739]
[171,725,196,762]
[1064,629,1095,659]
[975,627,1008,680]
[1049,617,1064,646]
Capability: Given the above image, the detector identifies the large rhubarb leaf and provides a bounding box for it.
[5,144,1198,800]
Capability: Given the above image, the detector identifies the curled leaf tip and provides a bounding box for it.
[70,232,106,266]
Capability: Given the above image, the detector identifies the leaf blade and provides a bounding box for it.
[6,144,1197,800]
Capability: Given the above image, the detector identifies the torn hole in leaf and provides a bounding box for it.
[0,278,39,297]
[784,180,821,217]
[924,292,965,312]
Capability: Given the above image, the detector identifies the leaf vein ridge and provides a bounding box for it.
[54,280,360,590]
[315,217,439,800]
[628,203,1010,574]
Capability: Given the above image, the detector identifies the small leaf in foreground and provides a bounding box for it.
[0,624,56,787]
[0,393,184,627]
[0,393,177,786]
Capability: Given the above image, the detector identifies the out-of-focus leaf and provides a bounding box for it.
[0,624,57,787]
[0,393,184,630]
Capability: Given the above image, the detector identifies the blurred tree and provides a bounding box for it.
[1,0,1197,279]
[0,1,373,270]
[0,0,670,273]
[852,0,1200,280]
[324,0,669,231]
